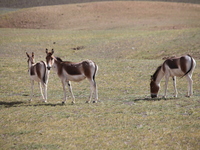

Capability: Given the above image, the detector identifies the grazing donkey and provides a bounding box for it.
[150,55,196,98]
[26,52,49,102]
[45,49,98,104]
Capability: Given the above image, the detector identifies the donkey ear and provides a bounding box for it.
[46,48,48,54]
[51,49,54,54]
[150,75,153,81]
[26,52,29,58]
[32,52,34,58]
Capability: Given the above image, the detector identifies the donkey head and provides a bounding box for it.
[150,75,160,98]
[150,65,162,98]
[45,48,55,70]
[26,52,35,65]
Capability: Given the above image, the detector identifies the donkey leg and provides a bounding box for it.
[45,84,48,102]
[190,78,194,97]
[62,80,67,104]
[86,79,96,103]
[186,75,193,97]
[164,76,169,98]
[67,81,75,104]
[172,77,178,98]
[93,80,98,103]
[30,80,34,102]
[42,83,47,103]
[39,82,45,102]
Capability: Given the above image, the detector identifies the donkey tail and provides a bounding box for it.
[93,62,98,81]
[181,55,194,78]
[41,61,48,84]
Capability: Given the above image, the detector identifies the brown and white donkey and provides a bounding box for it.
[26,52,49,102]
[150,55,196,98]
[45,49,98,104]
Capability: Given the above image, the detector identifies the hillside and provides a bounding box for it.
[0,1,200,30]
[0,0,199,8]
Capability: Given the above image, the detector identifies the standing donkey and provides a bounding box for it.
[150,55,196,98]
[26,52,49,102]
[45,49,98,104]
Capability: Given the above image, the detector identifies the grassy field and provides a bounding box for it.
[0,1,200,150]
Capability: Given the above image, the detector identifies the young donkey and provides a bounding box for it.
[26,52,49,102]
[45,49,98,104]
[150,55,196,98]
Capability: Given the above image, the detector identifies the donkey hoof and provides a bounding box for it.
[86,101,90,104]
[93,101,97,103]
[62,101,66,105]
[71,101,75,104]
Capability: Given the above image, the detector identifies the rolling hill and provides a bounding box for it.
[0,1,200,30]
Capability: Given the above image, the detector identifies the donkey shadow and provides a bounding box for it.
[0,101,64,108]
[133,97,179,102]
[0,101,24,108]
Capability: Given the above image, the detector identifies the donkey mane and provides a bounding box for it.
[56,57,73,64]
[56,57,63,62]
[152,65,162,81]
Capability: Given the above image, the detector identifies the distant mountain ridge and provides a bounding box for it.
[0,0,199,8]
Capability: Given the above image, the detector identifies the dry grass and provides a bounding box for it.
[0,27,200,149]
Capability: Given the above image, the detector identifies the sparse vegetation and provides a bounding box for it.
[0,1,200,150]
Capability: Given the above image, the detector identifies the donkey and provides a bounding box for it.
[26,52,49,102]
[45,49,98,104]
[150,55,196,98]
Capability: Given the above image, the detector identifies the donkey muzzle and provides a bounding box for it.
[151,94,157,98]
[47,66,51,70]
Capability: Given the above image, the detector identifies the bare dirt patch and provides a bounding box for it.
[0,1,200,30]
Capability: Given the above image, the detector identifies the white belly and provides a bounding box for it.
[65,74,86,82]
[170,69,184,77]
